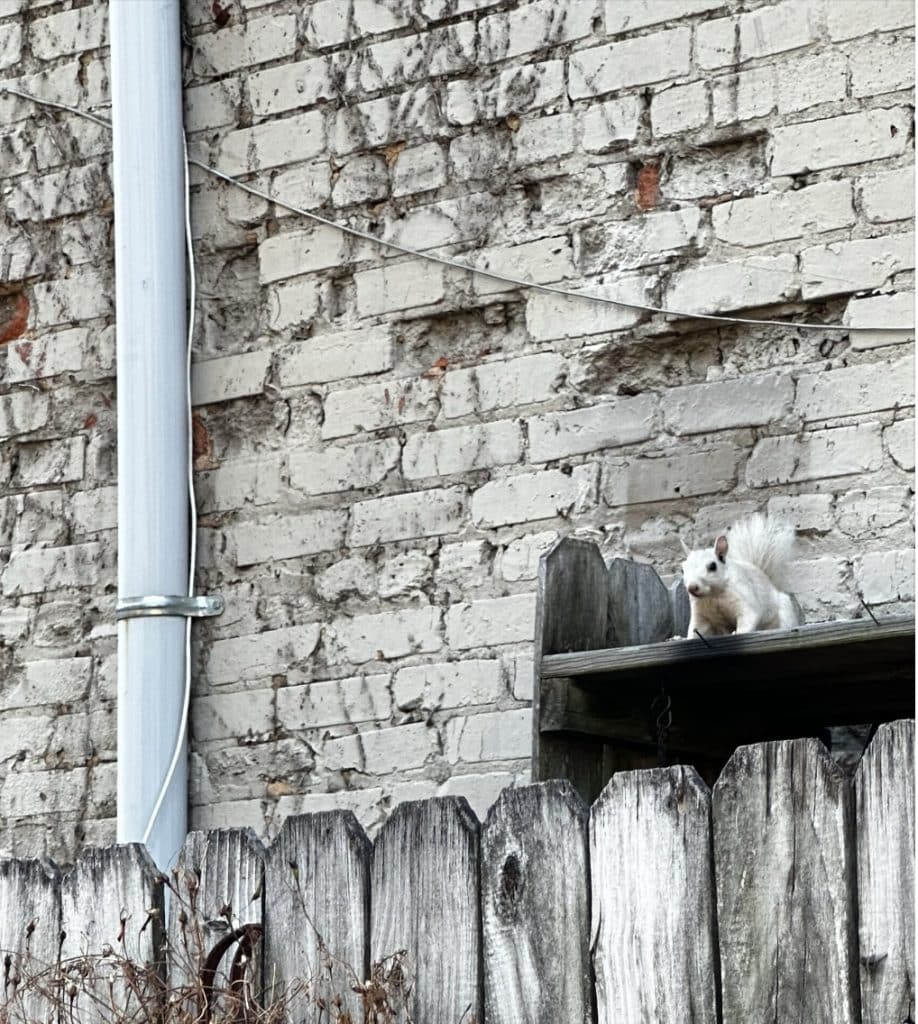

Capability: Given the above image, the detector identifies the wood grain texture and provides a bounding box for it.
[371,797,481,1024]
[263,811,370,1022]
[168,828,265,1007]
[0,857,61,1019]
[60,844,164,1023]
[607,558,674,647]
[591,766,717,1024]
[482,781,592,1024]
[855,719,915,1024]
[671,580,690,638]
[714,739,858,1024]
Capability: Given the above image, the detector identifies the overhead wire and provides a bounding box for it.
[2,83,913,334]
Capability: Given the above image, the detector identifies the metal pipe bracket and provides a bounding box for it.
[116,595,224,621]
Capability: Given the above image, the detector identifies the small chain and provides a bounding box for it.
[650,686,673,768]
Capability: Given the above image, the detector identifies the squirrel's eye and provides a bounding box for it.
[707,561,717,572]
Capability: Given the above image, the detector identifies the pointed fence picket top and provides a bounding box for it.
[714,739,859,1024]
[855,719,915,1024]
[0,857,61,1020]
[590,766,718,1024]
[167,828,265,1017]
[59,843,164,1023]
[607,558,675,647]
[371,796,482,1024]
[263,811,370,1023]
[481,781,592,1024]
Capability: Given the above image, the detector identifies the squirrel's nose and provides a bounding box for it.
[688,584,701,597]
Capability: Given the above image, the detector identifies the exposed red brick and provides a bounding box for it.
[14,341,32,364]
[635,163,661,211]
[192,413,219,471]
[84,413,98,429]
[0,293,29,344]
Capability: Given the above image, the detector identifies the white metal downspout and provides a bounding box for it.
[110,0,189,869]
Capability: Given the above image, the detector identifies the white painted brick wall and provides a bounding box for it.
[402,420,523,479]
[326,606,443,664]
[206,625,321,687]
[471,465,597,527]
[605,0,723,34]
[747,424,885,487]
[447,594,538,650]
[322,377,439,439]
[569,28,691,97]
[711,182,855,246]
[801,233,914,300]
[277,674,392,729]
[858,167,915,224]
[651,81,709,136]
[580,95,643,150]
[771,108,912,176]
[604,446,739,506]
[662,374,794,435]
[393,659,504,711]
[349,487,467,545]
[529,396,657,461]
[441,354,566,418]
[795,356,914,422]
[290,438,400,496]
[444,709,532,764]
[232,510,348,566]
[278,327,394,386]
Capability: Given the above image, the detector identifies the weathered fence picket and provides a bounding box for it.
[371,797,482,1024]
[714,739,859,1024]
[0,857,61,1019]
[607,558,675,647]
[591,765,718,1024]
[481,780,592,1024]
[59,844,163,1023]
[263,810,370,1023]
[0,725,913,1024]
[855,719,915,1024]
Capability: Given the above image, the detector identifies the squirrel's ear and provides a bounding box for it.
[714,535,728,561]
[679,536,691,555]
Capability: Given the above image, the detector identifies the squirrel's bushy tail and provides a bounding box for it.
[727,513,795,588]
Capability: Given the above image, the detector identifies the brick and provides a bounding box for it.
[836,486,912,535]
[32,269,111,326]
[447,594,537,649]
[525,278,648,341]
[444,709,532,763]
[349,486,467,545]
[771,108,911,176]
[355,24,476,90]
[795,356,914,421]
[436,540,493,584]
[858,166,915,224]
[402,420,523,479]
[529,395,657,461]
[315,556,376,602]
[393,660,503,711]
[193,689,274,743]
[438,771,518,821]
[746,423,884,487]
[738,1,817,60]
[711,182,854,246]
[192,16,296,76]
[496,59,565,117]
[267,279,324,331]
[289,438,399,495]
[662,374,793,435]
[473,236,575,297]
[695,15,736,69]
[331,154,389,206]
[14,436,85,487]
[0,62,82,125]
[381,194,499,252]
[192,350,270,406]
[304,0,352,47]
[71,486,117,534]
[277,674,392,729]
[1,768,89,818]
[248,56,334,117]
[605,0,723,33]
[354,259,446,317]
[270,161,333,216]
[580,95,643,151]
[784,556,854,620]
[777,51,848,115]
[233,510,348,566]
[513,113,575,165]
[801,233,914,300]
[323,723,437,775]
[499,531,559,582]
[766,493,835,533]
[1,657,91,711]
[604,446,739,506]
[0,22,20,70]
[258,225,349,284]
[885,419,914,471]
[0,391,50,438]
[582,209,701,272]
[570,28,691,98]
[479,0,593,62]
[218,112,325,176]
[326,606,443,664]
[826,0,913,40]
[665,255,797,314]
[855,549,915,605]
[184,79,240,133]
[378,551,433,598]
[652,81,709,136]
[6,327,85,382]
[471,465,597,528]
[391,143,447,197]
[850,34,914,98]
[281,329,394,389]
[30,6,105,60]
[2,542,103,596]
[206,625,321,687]
[333,86,440,154]
[442,354,566,419]
[6,163,109,221]
[322,377,439,439]
[197,456,283,512]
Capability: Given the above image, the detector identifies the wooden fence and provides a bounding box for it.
[0,722,912,1024]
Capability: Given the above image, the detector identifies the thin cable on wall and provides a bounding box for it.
[3,84,913,335]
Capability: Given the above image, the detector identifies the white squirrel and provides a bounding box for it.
[680,513,801,637]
